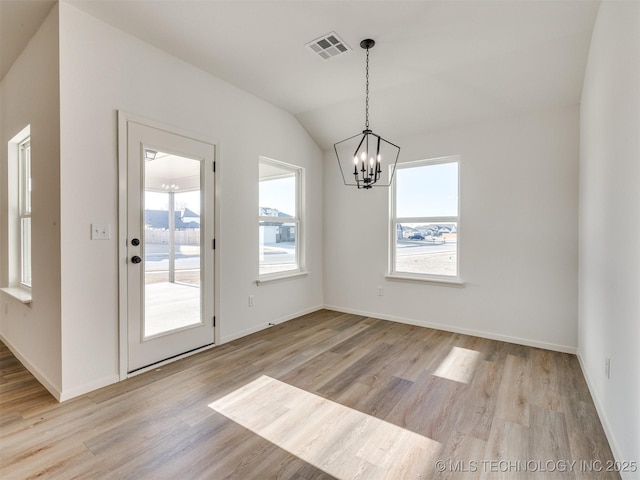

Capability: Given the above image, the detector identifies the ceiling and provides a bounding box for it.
[0,0,58,81]
[1,0,600,150]
[146,152,201,193]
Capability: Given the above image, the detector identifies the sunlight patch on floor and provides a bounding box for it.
[209,375,441,479]
[433,346,482,383]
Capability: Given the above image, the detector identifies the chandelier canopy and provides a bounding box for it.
[334,39,400,189]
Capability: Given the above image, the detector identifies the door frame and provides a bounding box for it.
[117,111,220,380]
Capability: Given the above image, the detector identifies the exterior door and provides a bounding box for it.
[125,120,215,372]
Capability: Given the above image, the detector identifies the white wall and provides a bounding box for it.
[58,3,323,399]
[579,0,640,473]
[0,5,62,397]
[324,106,579,352]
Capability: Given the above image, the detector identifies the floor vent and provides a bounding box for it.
[306,32,351,60]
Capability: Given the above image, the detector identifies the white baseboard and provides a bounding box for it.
[322,305,577,354]
[1,304,581,405]
[220,304,324,344]
[0,334,62,401]
[0,333,122,402]
[576,353,633,480]
[59,374,120,402]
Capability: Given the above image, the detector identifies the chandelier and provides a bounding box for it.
[334,39,400,189]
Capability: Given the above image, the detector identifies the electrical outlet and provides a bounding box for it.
[248,295,255,307]
[605,357,611,379]
[377,286,384,296]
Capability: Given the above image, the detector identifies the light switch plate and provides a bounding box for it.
[91,223,111,240]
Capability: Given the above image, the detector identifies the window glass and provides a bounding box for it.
[21,218,32,286]
[259,175,296,218]
[395,221,457,277]
[259,221,298,275]
[19,138,31,287]
[396,162,458,218]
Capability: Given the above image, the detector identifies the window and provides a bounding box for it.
[3,125,32,301]
[258,157,304,280]
[19,137,32,287]
[390,156,460,282]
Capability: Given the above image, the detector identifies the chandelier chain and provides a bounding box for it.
[365,47,370,129]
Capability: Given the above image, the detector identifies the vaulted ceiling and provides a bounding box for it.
[1,0,600,150]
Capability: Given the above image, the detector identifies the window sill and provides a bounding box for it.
[256,271,309,286]
[0,287,32,304]
[385,273,464,286]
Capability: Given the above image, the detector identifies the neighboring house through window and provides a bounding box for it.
[390,155,460,282]
[258,156,304,280]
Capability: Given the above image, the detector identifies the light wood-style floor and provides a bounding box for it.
[1,310,619,479]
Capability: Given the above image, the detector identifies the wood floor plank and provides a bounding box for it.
[494,354,531,426]
[529,348,564,412]
[555,352,593,403]
[104,414,241,480]
[435,430,487,480]
[561,396,620,480]
[315,342,395,398]
[385,371,466,444]
[280,347,372,392]
[328,319,395,355]
[481,417,531,480]
[0,311,620,479]
[528,405,575,480]
[349,375,413,419]
[455,359,504,441]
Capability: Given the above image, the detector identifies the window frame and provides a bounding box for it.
[388,155,462,284]
[2,125,32,304]
[19,137,32,289]
[257,156,306,284]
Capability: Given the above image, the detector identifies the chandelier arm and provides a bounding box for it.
[380,137,402,150]
[375,135,382,180]
[352,133,367,171]
[364,132,369,177]
[333,142,349,186]
[335,131,367,145]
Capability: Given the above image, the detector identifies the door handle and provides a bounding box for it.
[131,256,142,264]
[131,238,140,246]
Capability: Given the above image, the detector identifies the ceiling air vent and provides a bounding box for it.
[306,32,351,60]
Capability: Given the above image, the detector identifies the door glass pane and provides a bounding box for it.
[144,150,202,338]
